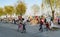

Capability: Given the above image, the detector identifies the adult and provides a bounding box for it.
[45,22,50,31]
[13,19,16,24]
[22,18,26,33]
[39,18,44,31]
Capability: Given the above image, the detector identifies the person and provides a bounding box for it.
[45,22,50,31]
[58,19,60,24]
[13,19,16,24]
[23,23,26,33]
[17,22,23,33]
[1,19,3,22]
[39,18,44,32]
[44,18,46,23]
[22,18,26,33]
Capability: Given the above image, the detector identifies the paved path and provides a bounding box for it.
[0,22,60,37]
[52,24,60,28]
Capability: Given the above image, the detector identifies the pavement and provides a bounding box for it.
[0,22,60,37]
[52,24,60,28]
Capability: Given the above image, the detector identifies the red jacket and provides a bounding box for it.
[46,23,50,28]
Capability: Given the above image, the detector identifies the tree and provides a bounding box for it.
[31,4,40,16]
[45,0,55,10]
[56,0,60,8]
[0,8,4,16]
[45,0,55,21]
[45,0,60,20]
[16,2,26,16]
[4,6,14,16]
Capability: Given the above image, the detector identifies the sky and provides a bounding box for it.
[0,0,42,16]
[0,0,42,7]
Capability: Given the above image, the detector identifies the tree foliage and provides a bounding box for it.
[44,0,55,20]
[4,6,14,15]
[0,8,4,16]
[45,0,60,9]
[56,0,60,8]
[45,0,55,10]
[16,2,26,15]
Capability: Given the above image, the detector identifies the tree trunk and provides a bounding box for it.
[49,0,54,21]
[52,11,54,21]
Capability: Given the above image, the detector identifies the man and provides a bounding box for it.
[45,22,50,31]
[22,18,26,33]
[39,18,44,32]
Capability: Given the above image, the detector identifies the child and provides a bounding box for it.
[17,22,23,33]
